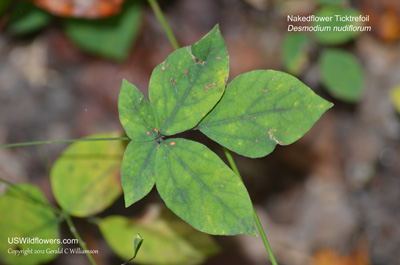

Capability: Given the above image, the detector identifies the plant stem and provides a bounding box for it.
[0,137,130,149]
[0,178,62,215]
[0,179,97,265]
[147,0,180,50]
[223,147,278,265]
[64,213,97,265]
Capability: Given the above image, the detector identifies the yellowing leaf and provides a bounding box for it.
[0,183,60,265]
[99,206,219,265]
[50,132,124,217]
[390,84,400,113]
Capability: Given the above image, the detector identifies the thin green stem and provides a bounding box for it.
[64,213,97,265]
[147,0,180,50]
[0,137,130,149]
[0,178,62,215]
[223,147,278,265]
[0,179,97,264]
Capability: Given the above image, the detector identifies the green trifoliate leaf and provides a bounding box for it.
[155,138,256,236]
[121,140,158,207]
[149,24,229,136]
[320,49,364,102]
[50,132,123,217]
[199,70,332,158]
[119,79,158,141]
[0,183,60,265]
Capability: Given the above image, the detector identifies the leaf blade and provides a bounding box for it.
[149,24,229,135]
[0,183,60,265]
[155,138,256,236]
[121,140,158,207]
[390,84,400,114]
[6,2,52,35]
[320,49,364,102]
[63,0,142,61]
[199,70,332,158]
[281,33,310,75]
[50,132,123,217]
[98,208,219,265]
[119,79,158,141]
[312,6,363,45]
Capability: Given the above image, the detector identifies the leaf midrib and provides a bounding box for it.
[161,41,217,134]
[164,142,243,223]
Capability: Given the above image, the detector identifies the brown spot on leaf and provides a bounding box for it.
[268,129,282,145]
[161,66,165,71]
[169,141,176,146]
[146,131,150,135]
[194,57,205,64]
[216,56,221,60]
[170,78,175,84]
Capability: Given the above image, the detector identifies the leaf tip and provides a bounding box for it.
[124,195,134,208]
